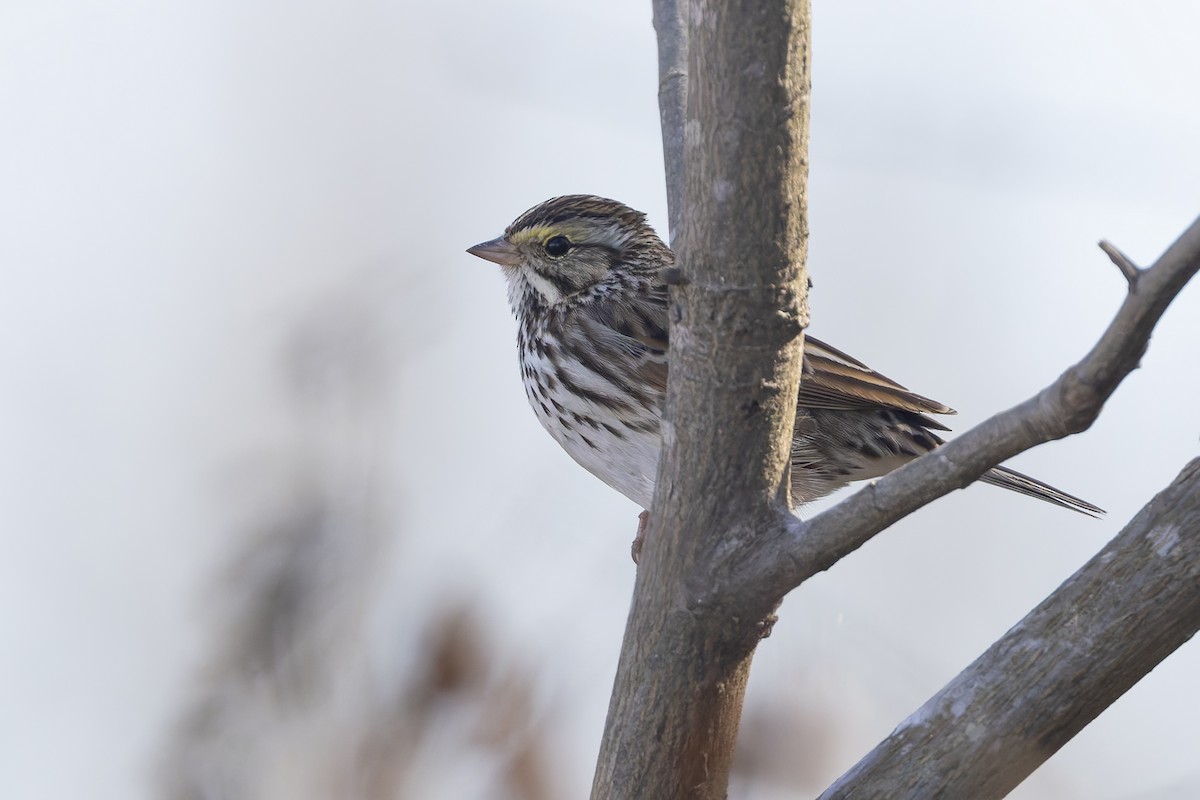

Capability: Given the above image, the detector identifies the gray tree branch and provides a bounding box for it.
[652,0,687,243]
[820,455,1200,800]
[592,1,812,798]
[591,1,1200,797]
[744,215,1200,599]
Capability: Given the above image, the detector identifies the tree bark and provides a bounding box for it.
[592,1,1200,797]
[744,220,1200,596]
[652,0,687,243]
[820,456,1200,800]
[591,1,812,798]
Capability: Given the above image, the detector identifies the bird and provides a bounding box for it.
[468,195,1102,557]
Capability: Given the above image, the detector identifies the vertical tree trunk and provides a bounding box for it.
[599,2,1200,797]
[591,1,812,798]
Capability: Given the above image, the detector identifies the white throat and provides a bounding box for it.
[505,266,563,310]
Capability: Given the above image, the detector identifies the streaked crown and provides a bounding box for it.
[469,195,670,308]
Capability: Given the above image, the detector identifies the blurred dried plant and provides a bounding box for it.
[160,271,557,800]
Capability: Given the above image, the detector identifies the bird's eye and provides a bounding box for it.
[544,235,573,257]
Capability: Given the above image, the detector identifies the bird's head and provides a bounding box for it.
[467,195,670,308]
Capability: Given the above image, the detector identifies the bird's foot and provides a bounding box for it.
[630,510,650,564]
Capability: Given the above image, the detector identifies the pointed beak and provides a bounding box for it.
[467,236,521,267]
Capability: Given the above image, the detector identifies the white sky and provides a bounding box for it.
[2,1,1199,798]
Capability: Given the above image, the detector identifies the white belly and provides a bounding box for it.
[522,355,661,510]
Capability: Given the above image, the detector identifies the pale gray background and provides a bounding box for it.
[2,1,1199,798]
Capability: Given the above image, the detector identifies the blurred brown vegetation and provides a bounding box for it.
[159,276,561,800]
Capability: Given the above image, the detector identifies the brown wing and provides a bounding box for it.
[580,279,951,428]
[800,336,956,430]
[576,282,669,395]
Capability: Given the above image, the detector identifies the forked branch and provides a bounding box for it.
[743,217,1200,597]
[1100,238,1143,289]
[595,1,1200,797]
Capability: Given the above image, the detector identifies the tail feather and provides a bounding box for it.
[981,465,1105,517]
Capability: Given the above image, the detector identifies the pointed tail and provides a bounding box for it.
[980,465,1104,517]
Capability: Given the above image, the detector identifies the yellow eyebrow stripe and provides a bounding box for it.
[510,223,592,246]
[509,226,553,245]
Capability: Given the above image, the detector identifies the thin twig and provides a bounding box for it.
[652,0,688,243]
[1099,239,1142,290]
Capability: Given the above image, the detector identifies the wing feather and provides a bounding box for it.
[580,283,954,428]
[578,282,669,395]
[800,336,955,429]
